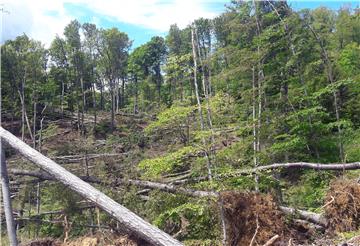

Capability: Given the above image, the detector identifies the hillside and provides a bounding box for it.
[1,1,360,246]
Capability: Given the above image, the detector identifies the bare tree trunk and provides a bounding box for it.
[252,66,259,192]
[134,76,139,114]
[191,26,212,181]
[0,140,18,246]
[252,0,263,192]
[18,90,34,142]
[116,79,119,113]
[110,82,115,131]
[100,79,104,110]
[61,80,65,116]
[121,77,126,108]
[81,77,86,113]
[219,161,360,177]
[0,127,182,246]
[33,101,37,149]
[21,78,25,141]
[92,82,97,127]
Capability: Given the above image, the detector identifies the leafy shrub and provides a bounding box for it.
[138,146,198,178]
[154,202,219,241]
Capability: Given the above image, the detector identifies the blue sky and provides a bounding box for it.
[1,0,358,48]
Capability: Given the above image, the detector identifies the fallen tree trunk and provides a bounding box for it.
[9,169,103,184]
[9,169,218,198]
[53,153,127,163]
[1,140,18,246]
[279,206,327,227]
[116,179,218,198]
[220,162,360,178]
[0,127,182,246]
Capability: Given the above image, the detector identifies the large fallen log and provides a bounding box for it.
[116,178,218,198]
[9,169,103,184]
[9,169,218,198]
[0,127,182,246]
[53,153,127,163]
[279,206,327,227]
[219,162,360,178]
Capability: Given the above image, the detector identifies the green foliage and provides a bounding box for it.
[344,129,360,162]
[145,103,195,133]
[154,201,219,240]
[94,119,112,136]
[284,170,334,210]
[138,146,198,178]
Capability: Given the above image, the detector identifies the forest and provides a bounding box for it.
[0,1,360,245]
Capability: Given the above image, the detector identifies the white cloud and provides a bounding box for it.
[1,0,223,47]
[82,0,220,31]
[2,0,72,46]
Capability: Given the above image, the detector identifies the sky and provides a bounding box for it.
[0,0,358,48]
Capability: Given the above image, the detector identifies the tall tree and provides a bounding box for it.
[98,28,131,130]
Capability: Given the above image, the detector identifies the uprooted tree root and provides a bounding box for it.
[325,179,360,233]
[221,192,288,246]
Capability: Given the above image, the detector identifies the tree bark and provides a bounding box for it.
[9,168,218,199]
[1,140,18,246]
[220,162,360,178]
[279,206,327,227]
[191,26,213,181]
[252,66,259,192]
[0,127,182,246]
[18,90,34,142]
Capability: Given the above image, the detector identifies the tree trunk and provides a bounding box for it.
[191,26,212,181]
[219,162,360,178]
[0,140,18,246]
[134,76,139,114]
[252,66,259,192]
[0,127,182,246]
[33,101,37,149]
[110,81,115,131]
[100,79,104,110]
[61,80,65,116]
[21,78,25,141]
[279,206,327,227]
[92,82,97,127]
[121,77,126,108]
[17,90,34,142]
[116,80,119,113]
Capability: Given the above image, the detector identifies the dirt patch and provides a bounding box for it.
[21,238,60,246]
[21,234,140,246]
[221,191,288,246]
[60,233,140,246]
[324,179,360,233]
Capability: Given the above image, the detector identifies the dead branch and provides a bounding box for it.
[116,178,219,198]
[263,235,280,246]
[250,214,260,246]
[221,162,360,178]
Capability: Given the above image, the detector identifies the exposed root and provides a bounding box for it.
[325,179,360,232]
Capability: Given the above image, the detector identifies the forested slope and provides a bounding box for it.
[1,1,360,245]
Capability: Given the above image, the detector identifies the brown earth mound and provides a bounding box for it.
[61,234,140,246]
[221,191,288,246]
[21,234,140,246]
[325,179,360,232]
[21,238,59,246]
